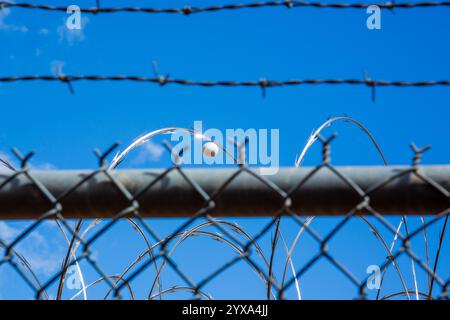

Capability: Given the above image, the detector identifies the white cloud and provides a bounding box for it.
[57,15,89,45]
[0,152,16,173]
[0,221,63,276]
[0,222,20,242]
[0,8,28,33]
[32,162,56,170]
[132,141,165,164]
[50,60,66,75]
[38,28,49,35]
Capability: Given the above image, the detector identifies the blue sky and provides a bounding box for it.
[0,0,449,299]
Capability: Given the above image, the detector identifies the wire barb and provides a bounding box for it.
[410,142,432,166]
[56,65,75,94]
[318,133,337,163]
[364,70,376,102]
[152,61,170,86]
[259,78,268,98]
[11,148,34,169]
[94,142,120,167]
[285,0,294,8]
[94,0,100,14]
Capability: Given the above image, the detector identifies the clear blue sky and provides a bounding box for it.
[0,0,449,299]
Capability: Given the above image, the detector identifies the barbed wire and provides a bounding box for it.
[1,75,450,89]
[1,1,450,15]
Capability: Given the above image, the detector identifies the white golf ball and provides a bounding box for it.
[203,142,219,158]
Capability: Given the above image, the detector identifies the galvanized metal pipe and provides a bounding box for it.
[0,166,449,219]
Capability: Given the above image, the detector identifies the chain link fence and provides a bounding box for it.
[0,135,448,300]
[1,0,449,302]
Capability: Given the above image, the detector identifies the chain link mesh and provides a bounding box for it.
[0,137,448,300]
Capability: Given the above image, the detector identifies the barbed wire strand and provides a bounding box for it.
[1,1,450,15]
[1,75,450,89]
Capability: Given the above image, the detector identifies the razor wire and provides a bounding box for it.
[0,137,448,300]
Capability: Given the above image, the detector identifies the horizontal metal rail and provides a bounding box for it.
[0,166,449,219]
